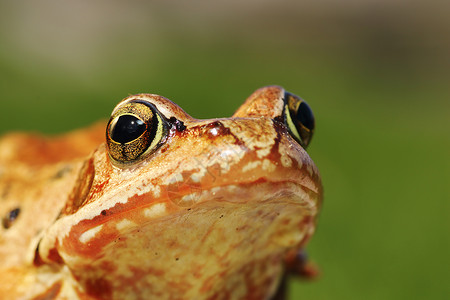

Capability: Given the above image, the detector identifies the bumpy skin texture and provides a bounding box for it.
[0,86,322,299]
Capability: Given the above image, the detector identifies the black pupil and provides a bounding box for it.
[296,102,314,131]
[111,115,146,144]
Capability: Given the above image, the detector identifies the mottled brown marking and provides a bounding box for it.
[33,243,44,266]
[83,277,112,299]
[47,247,64,265]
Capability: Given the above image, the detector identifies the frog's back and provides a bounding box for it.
[0,122,105,297]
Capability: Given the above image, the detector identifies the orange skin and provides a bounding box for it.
[0,86,322,299]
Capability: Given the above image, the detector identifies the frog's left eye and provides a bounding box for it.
[106,101,167,164]
[283,92,315,148]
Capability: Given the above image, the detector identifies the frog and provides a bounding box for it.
[0,86,322,299]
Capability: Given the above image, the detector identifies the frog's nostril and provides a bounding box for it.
[2,207,20,229]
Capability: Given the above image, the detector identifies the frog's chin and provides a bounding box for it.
[34,180,319,300]
[42,181,318,300]
[36,180,319,272]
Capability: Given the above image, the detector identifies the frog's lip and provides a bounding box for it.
[168,179,320,211]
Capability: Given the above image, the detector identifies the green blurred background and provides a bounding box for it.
[0,1,448,299]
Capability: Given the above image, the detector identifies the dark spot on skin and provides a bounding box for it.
[187,208,191,211]
[175,257,179,261]
[155,252,158,256]
[169,117,186,132]
[101,210,107,216]
[273,115,284,125]
[52,165,73,180]
[220,215,224,218]
[272,117,290,138]
[2,207,20,229]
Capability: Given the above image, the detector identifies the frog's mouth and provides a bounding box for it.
[167,179,319,211]
[100,178,321,228]
[116,179,320,254]
[165,178,321,244]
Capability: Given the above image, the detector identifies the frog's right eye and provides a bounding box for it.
[106,101,168,164]
[283,92,315,148]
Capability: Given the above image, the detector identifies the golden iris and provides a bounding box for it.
[106,101,167,164]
